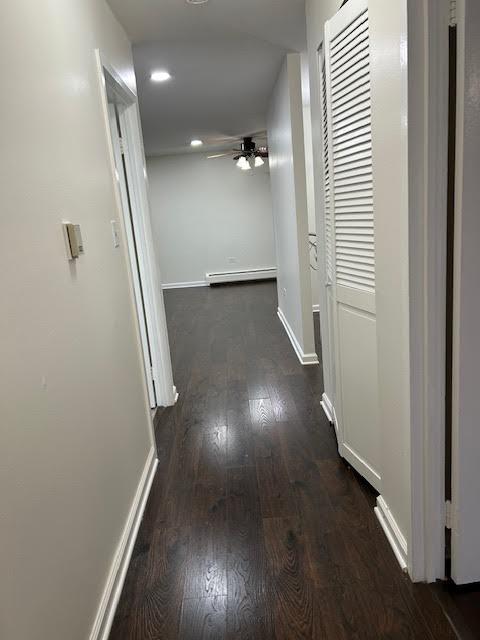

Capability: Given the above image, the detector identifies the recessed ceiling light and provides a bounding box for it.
[186,0,209,4]
[150,70,171,83]
[190,139,203,147]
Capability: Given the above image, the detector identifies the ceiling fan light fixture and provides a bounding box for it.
[236,156,248,169]
[254,155,264,167]
[241,158,252,171]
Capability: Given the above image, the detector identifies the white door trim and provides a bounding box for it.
[95,50,176,410]
[107,102,157,409]
[450,0,480,584]
[407,0,450,582]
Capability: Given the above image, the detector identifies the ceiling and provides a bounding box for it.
[107,0,307,156]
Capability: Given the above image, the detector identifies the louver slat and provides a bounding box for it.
[331,12,369,55]
[330,9,374,293]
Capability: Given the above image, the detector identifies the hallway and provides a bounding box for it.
[110,282,456,639]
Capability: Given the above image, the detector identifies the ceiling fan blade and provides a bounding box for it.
[239,129,267,139]
[207,152,232,159]
[205,135,242,144]
[206,130,268,145]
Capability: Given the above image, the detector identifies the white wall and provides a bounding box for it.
[0,2,155,639]
[147,153,276,286]
[267,53,317,362]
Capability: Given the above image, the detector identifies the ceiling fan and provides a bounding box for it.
[207,132,269,169]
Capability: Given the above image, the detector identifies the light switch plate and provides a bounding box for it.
[74,224,84,254]
[62,222,84,260]
[63,222,81,260]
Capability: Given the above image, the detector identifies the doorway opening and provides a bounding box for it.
[96,53,176,410]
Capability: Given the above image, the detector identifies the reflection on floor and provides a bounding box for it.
[110,281,457,639]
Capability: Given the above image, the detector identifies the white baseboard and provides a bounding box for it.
[341,441,381,492]
[312,304,320,313]
[374,495,408,572]
[89,448,158,640]
[277,307,319,366]
[162,280,207,289]
[320,392,334,423]
[206,267,276,284]
[163,270,277,289]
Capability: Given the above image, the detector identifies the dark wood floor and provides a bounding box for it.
[110,281,459,639]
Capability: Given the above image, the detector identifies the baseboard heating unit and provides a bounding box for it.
[205,267,276,285]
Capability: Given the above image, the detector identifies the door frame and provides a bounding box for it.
[108,100,158,408]
[312,0,451,582]
[450,0,480,584]
[407,0,451,582]
[95,50,176,409]
[316,42,337,426]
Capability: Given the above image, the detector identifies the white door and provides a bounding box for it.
[108,102,157,409]
[322,0,381,490]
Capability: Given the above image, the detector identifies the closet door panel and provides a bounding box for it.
[323,0,381,490]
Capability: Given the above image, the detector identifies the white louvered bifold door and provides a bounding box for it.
[323,0,381,490]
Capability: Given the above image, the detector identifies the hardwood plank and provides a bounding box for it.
[249,398,275,431]
[314,582,435,640]
[108,541,150,639]
[179,596,227,640]
[226,406,254,468]
[202,387,227,430]
[254,425,297,519]
[110,526,190,640]
[226,380,249,408]
[277,420,320,484]
[227,466,262,526]
[399,581,462,640]
[226,468,271,639]
[192,426,227,525]
[265,371,299,423]
[246,366,270,400]
[197,426,227,485]
[430,583,479,640]
[184,522,228,599]
[227,338,247,383]
[263,517,317,639]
